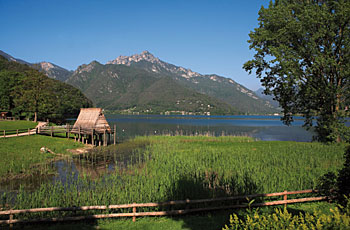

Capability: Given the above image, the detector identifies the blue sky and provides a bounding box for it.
[0,0,269,90]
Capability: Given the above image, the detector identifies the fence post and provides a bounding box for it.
[132,203,136,222]
[28,128,30,136]
[51,126,53,137]
[16,129,18,136]
[284,190,287,209]
[185,198,190,210]
[9,210,13,228]
[3,130,5,138]
[114,125,116,145]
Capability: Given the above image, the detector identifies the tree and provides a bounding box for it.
[13,70,53,122]
[0,70,22,111]
[244,0,350,142]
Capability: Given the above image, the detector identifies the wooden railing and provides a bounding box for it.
[37,124,117,146]
[0,189,328,226]
[0,128,35,137]
[0,117,16,121]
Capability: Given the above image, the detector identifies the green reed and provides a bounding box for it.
[3,136,347,220]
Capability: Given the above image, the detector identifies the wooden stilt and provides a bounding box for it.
[79,126,81,142]
[114,125,116,145]
[66,124,70,139]
[103,129,106,146]
[92,129,95,146]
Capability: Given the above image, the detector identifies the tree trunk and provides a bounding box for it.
[34,111,37,123]
[335,94,341,143]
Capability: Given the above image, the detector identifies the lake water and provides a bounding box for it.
[106,114,315,142]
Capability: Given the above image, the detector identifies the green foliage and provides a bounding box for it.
[337,146,350,203]
[223,205,350,230]
[0,70,22,111]
[244,0,350,142]
[317,146,350,204]
[0,55,92,122]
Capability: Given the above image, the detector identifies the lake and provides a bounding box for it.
[106,114,315,142]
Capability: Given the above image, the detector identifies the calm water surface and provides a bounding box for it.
[107,114,314,142]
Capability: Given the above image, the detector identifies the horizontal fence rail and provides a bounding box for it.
[37,124,117,146]
[0,189,328,226]
[37,126,114,134]
[0,128,34,137]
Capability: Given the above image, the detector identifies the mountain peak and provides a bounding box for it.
[107,51,160,66]
[141,50,152,55]
[39,62,55,71]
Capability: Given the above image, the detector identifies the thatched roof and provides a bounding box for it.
[73,108,111,133]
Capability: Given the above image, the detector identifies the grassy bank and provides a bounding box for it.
[1,135,347,230]
[0,135,84,179]
[0,120,38,132]
[5,136,345,212]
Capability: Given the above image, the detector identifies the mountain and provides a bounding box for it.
[0,50,72,81]
[107,51,278,114]
[254,88,280,108]
[32,62,72,81]
[66,61,236,115]
[0,50,31,66]
[1,50,279,115]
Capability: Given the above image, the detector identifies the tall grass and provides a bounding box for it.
[3,136,346,220]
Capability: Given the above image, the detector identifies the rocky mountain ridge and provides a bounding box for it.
[105,51,277,114]
[0,50,72,81]
[108,51,201,79]
[66,61,236,115]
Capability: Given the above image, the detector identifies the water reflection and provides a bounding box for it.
[106,114,314,142]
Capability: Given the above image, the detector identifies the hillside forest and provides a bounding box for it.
[0,55,92,123]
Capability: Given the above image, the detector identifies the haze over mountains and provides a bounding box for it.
[0,50,279,115]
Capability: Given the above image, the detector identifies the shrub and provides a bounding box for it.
[317,146,350,204]
[223,204,350,230]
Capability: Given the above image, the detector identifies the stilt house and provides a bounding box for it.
[72,108,111,134]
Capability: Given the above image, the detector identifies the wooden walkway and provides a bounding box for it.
[0,122,48,138]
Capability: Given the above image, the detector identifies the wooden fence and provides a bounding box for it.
[1,128,34,137]
[37,124,117,146]
[0,189,328,226]
[0,117,16,121]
